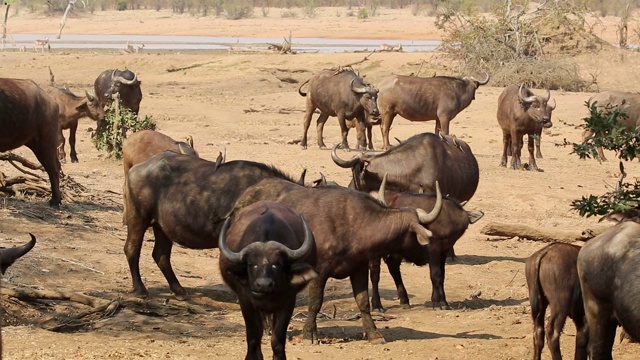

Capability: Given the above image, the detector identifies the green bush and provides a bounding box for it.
[357,7,368,19]
[224,0,253,19]
[91,104,156,160]
[116,0,128,10]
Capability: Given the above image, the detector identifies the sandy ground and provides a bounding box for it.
[1,7,640,360]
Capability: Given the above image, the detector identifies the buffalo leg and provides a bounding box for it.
[300,104,316,150]
[546,308,568,360]
[315,113,330,149]
[337,114,351,151]
[69,121,79,163]
[151,225,186,299]
[384,255,410,309]
[527,134,540,171]
[510,128,522,169]
[239,299,265,360]
[124,218,151,297]
[534,133,543,158]
[302,276,327,344]
[530,297,547,360]
[369,258,384,312]
[584,301,617,360]
[351,267,385,344]
[380,113,396,150]
[354,113,368,150]
[436,116,450,135]
[428,253,450,310]
[573,316,589,360]
[365,123,374,150]
[500,131,510,167]
[26,140,61,207]
[57,127,67,163]
[271,297,296,360]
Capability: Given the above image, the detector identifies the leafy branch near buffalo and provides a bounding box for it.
[90,104,156,160]
[571,102,640,217]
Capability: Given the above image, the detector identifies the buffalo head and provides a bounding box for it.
[351,78,380,118]
[218,213,317,299]
[518,84,555,129]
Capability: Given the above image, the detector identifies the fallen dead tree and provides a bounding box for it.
[166,60,221,73]
[481,222,610,243]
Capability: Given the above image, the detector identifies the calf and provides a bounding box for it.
[525,243,587,360]
[0,78,62,206]
[45,86,105,163]
[219,201,317,360]
[578,221,640,360]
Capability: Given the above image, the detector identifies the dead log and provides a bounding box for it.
[166,60,221,73]
[56,0,77,39]
[480,222,609,243]
[0,152,43,170]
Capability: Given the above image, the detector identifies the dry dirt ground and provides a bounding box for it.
[1,7,640,360]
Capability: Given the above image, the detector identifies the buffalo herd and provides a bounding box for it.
[1,64,639,360]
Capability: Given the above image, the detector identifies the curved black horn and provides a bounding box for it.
[0,233,36,274]
[298,79,310,97]
[297,168,307,186]
[350,78,368,94]
[113,71,138,85]
[470,72,490,85]
[218,217,246,264]
[331,144,362,168]
[277,215,314,261]
[416,181,442,224]
[518,84,536,103]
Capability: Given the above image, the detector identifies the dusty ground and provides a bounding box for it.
[1,7,640,360]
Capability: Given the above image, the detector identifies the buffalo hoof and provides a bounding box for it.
[319,145,327,150]
[131,289,149,299]
[372,306,386,313]
[400,303,411,310]
[300,145,308,150]
[71,159,79,163]
[174,292,188,301]
[369,337,387,345]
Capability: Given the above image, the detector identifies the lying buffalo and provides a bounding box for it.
[298,69,379,151]
[376,73,489,150]
[94,69,142,115]
[0,234,36,274]
[219,201,316,360]
[0,78,62,206]
[332,132,479,203]
[231,177,442,344]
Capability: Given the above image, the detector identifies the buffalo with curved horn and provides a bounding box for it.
[94,69,143,115]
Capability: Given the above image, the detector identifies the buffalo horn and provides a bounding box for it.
[113,71,138,85]
[518,84,537,103]
[331,144,362,168]
[470,72,490,85]
[376,173,388,206]
[543,89,551,102]
[218,217,249,264]
[272,215,314,261]
[350,78,369,94]
[297,168,307,186]
[85,91,95,102]
[416,181,442,224]
[549,97,556,110]
[0,233,36,274]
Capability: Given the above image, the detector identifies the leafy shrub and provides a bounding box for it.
[224,0,253,19]
[91,105,156,160]
[357,7,368,19]
[571,102,640,217]
[116,0,128,11]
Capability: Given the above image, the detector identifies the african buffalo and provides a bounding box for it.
[525,243,587,360]
[0,233,36,274]
[577,221,640,360]
[123,152,298,299]
[369,182,483,311]
[0,78,62,207]
[298,69,379,151]
[94,69,142,115]
[332,132,479,203]
[122,130,201,177]
[498,84,555,171]
[376,73,489,150]
[45,86,105,163]
[231,176,442,344]
[219,201,317,360]
[585,91,640,161]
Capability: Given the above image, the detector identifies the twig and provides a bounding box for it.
[166,60,221,73]
[54,257,105,274]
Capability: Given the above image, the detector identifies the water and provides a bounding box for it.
[8,34,440,53]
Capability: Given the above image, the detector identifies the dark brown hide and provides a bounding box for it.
[377,73,489,150]
[122,130,199,177]
[219,201,316,360]
[0,234,36,274]
[0,78,62,206]
[94,69,142,115]
[123,152,297,298]
[578,221,640,360]
[299,69,379,151]
[497,84,555,171]
[45,86,105,163]
[232,178,441,344]
[525,243,587,360]
[332,132,479,203]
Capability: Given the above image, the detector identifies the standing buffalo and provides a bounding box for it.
[219,201,317,360]
[332,132,479,203]
[122,130,200,177]
[376,73,489,150]
[0,78,62,207]
[585,91,640,161]
[298,69,380,151]
[94,69,142,115]
[123,152,298,299]
[231,177,442,344]
[45,86,105,163]
[497,84,555,171]
[525,243,587,360]
[577,221,640,360]
[0,233,36,274]
[370,182,484,311]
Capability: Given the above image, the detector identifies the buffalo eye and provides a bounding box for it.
[252,264,258,270]
[271,264,278,270]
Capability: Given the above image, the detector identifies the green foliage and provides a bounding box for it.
[116,0,128,10]
[571,102,640,217]
[224,0,253,19]
[91,105,156,160]
[357,7,368,19]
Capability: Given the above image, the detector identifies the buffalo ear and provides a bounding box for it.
[289,263,318,286]
[225,265,249,285]
[412,223,432,246]
[467,210,484,224]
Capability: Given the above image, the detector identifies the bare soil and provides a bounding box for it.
[1,7,639,360]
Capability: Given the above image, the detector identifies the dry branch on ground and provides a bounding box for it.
[481,222,609,243]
